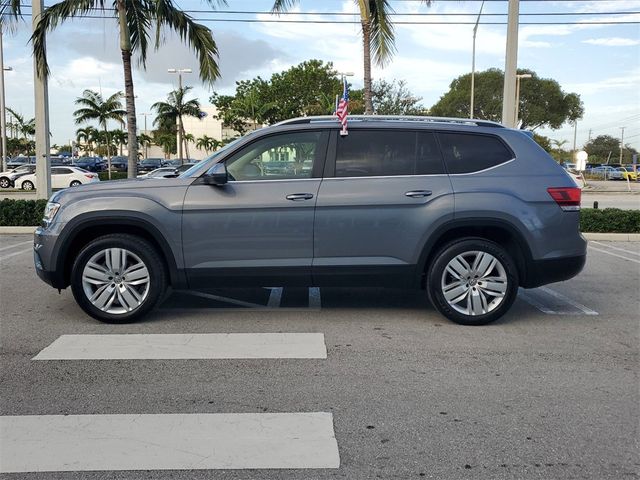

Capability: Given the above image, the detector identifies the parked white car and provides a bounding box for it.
[16,166,100,190]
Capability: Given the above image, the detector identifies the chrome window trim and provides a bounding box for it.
[322,173,449,181]
[227,177,320,184]
[448,158,516,175]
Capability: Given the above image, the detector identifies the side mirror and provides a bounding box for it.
[203,162,228,185]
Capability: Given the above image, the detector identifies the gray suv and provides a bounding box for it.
[34,116,586,325]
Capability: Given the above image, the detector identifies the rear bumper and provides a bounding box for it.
[521,254,586,288]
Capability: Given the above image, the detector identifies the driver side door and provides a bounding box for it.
[182,130,328,287]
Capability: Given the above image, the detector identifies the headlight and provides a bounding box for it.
[42,201,61,226]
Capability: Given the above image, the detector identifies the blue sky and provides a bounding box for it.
[2,0,639,150]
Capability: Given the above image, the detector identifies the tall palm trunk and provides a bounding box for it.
[103,126,112,179]
[117,0,138,178]
[362,19,374,115]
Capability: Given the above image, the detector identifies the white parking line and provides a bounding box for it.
[309,287,322,309]
[590,241,640,257]
[0,240,31,253]
[0,412,340,472]
[33,333,328,360]
[519,287,598,316]
[588,245,640,264]
[0,247,32,262]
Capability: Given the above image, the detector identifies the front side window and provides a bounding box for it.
[335,130,445,177]
[226,131,322,181]
[437,133,513,174]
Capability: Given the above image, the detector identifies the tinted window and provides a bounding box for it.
[226,131,322,181]
[437,133,513,174]
[335,130,444,177]
[53,168,73,175]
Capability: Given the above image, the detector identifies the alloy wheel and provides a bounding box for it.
[81,248,150,315]
[440,250,508,316]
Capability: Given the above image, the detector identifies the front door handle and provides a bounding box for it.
[405,190,432,198]
[286,193,314,201]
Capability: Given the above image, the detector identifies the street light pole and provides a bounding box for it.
[167,68,192,160]
[33,0,51,199]
[620,127,625,164]
[139,113,151,159]
[501,0,520,128]
[470,0,485,119]
[514,73,532,127]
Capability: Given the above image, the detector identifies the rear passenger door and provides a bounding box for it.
[50,167,72,189]
[313,129,454,287]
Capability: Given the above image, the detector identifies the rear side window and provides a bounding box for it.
[437,133,513,174]
[335,130,445,177]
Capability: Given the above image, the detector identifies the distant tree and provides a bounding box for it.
[152,87,201,163]
[110,129,127,156]
[430,68,584,130]
[584,135,638,164]
[195,135,220,154]
[6,107,35,140]
[370,79,425,115]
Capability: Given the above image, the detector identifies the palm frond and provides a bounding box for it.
[125,0,152,66]
[31,0,111,78]
[154,0,220,83]
[369,0,396,67]
[270,0,298,13]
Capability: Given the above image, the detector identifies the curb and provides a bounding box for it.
[583,232,640,242]
[0,226,37,234]
[1,227,638,241]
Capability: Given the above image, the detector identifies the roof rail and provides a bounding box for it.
[274,115,505,128]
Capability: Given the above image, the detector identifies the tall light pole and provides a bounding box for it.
[514,73,532,128]
[470,0,485,119]
[139,112,152,159]
[33,0,51,199]
[501,0,520,128]
[620,127,625,164]
[0,23,11,171]
[168,68,192,160]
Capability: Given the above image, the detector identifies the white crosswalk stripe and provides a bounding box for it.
[33,333,328,360]
[0,413,340,473]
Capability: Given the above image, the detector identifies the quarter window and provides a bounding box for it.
[335,130,445,177]
[437,133,513,174]
[225,131,322,181]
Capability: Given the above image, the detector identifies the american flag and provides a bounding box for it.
[336,77,349,136]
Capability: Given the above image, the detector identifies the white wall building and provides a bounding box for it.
[180,105,224,160]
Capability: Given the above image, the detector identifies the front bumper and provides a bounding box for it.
[34,225,67,289]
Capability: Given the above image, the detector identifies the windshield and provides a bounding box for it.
[142,159,161,164]
[177,136,247,179]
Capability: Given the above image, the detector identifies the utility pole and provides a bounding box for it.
[620,127,625,164]
[470,0,485,119]
[33,0,51,199]
[167,68,192,161]
[0,26,10,172]
[572,121,578,154]
[139,112,151,159]
[588,129,592,141]
[501,0,520,128]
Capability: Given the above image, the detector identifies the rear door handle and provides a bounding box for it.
[286,193,314,201]
[405,190,432,198]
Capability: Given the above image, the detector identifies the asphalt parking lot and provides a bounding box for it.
[0,235,638,480]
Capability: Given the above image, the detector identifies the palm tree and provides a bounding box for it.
[76,126,99,156]
[74,89,126,178]
[195,135,219,154]
[6,107,35,140]
[272,0,431,114]
[152,87,202,164]
[111,129,128,156]
[31,0,224,178]
[138,133,153,158]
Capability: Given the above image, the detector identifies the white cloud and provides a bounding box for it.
[583,37,640,47]
[565,69,640,95]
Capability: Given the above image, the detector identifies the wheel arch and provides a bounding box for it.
[415,219,533,288]
[54,214,185,289]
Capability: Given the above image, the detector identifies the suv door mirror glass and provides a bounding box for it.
[203,162,228,185]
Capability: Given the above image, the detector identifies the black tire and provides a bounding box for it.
[426,238,519,326]
[21,180,34,191]
[70,234,167,323]
[0,177,9,188]
[70,180,82,187]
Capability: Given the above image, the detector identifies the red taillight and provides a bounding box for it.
[84,174,94,179]
[547,187,581,211]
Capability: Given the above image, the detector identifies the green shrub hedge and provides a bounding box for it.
[1,199,639,232]
[0,199,47,226]
[98,171,129,181]
[579,208,640,233]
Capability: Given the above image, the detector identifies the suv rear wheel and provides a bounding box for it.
[427,238,518,326]
[70,234,167,323]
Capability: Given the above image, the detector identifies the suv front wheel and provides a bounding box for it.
[427,238,519,326]
[70,234,167,323]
